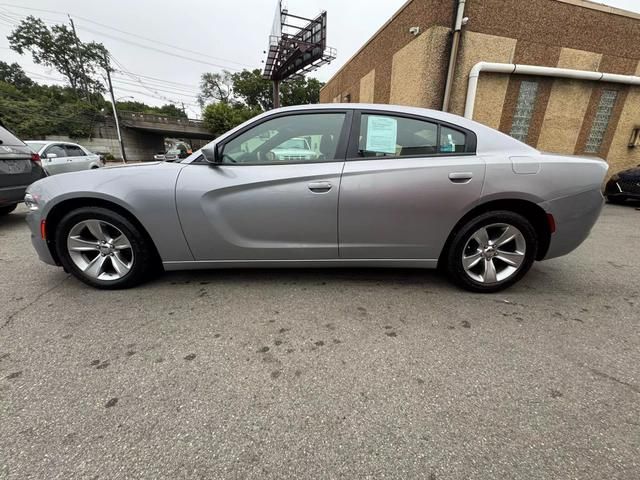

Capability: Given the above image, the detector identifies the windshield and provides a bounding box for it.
[277,138,308,150]
[25,141,47,151]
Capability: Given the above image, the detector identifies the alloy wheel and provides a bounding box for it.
[66,219,134,281]
[462,223,526,284]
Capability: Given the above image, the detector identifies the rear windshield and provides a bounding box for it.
[0,126,25,147]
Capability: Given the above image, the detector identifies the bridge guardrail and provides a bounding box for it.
[119,111,203,126]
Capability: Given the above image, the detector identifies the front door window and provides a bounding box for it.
[220,113,346,164]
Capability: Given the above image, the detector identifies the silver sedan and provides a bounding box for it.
[24,104,607,292]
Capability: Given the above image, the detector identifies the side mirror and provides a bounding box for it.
[202,144,221,164]
[46,153,57,159]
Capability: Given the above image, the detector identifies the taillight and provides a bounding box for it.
[31,152,41,166]
[40,219,46,240]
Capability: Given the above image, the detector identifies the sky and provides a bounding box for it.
[1,0,639,118]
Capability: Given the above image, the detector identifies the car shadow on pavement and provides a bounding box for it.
[153,267,448,291]
[0,210,27,229]
[608,199,640,209]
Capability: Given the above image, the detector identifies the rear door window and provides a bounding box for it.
[65,145,85,157]
[358,114,438,158]
[439,126,467,154]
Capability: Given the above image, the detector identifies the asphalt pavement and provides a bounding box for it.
[1,203,639,479]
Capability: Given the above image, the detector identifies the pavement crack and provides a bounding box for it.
[587,366,640,394]
[1,275,71,329]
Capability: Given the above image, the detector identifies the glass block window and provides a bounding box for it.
[510,81,539,143]
[585,90,618,153]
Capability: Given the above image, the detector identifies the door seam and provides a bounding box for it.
[336,161,346,258]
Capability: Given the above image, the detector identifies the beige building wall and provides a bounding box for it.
[389,26,450,109]
[536,48,602,153]
[606,61,640,172]
[448,31,517,120]
[359,69,376,103]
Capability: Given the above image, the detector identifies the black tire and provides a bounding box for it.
[0,204,18,216]
[444,210,538,293]
[55,207,157,289]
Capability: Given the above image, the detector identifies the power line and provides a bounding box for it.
[107,53,202,107]
[110,73,200,92]
[112,81,199,99]
[112,70,199,90]
[0,4,67,18]
[24,70,200,107]
[112,79,199,97]
[111,86,199,107]
[0,7,60,25]
[72,16,253,68]
[0,4,255,71]
[76,25,244,71]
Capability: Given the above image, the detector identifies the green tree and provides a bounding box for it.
[282,77,323,105]
[0,80,102,139]
[156,104,187,118]
[0,61,34,89]
[231,69,272,110]
[202,102,260,137]
[8,16,109,95]
[198,71,234,107]
[228,69,324,110]
[116,100,187,118]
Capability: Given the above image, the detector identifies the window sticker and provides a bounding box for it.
[366,116,397,154]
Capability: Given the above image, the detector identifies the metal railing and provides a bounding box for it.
[119,111,203,126]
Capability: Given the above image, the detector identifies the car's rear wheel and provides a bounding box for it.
[55,207,156,289]
[444,211,538,293]
[0,204,17,216]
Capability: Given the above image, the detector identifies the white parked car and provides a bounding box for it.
[25,141,103,175]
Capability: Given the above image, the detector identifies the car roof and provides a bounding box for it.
[25,140,82,147]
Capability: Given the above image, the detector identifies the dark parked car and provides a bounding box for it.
[604,165,640,204]
[153,144,191,162]
[0,121,47,216]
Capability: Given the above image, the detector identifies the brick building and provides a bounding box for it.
[320,0,640,173]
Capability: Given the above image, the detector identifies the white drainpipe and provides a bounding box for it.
[464,61,640,119]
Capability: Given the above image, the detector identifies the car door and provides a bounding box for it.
[338,110,485,260]
[42,144,70,175]
[64,144,89,171]
[176,110,352,261]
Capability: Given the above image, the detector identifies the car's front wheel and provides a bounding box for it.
[55,207,156,289]
[444,211,538,293]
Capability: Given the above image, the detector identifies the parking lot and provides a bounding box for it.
[0,203,638,479]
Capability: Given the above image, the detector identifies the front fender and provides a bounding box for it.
[28,163,193,262]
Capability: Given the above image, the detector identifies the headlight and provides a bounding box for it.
[24,192,40,211]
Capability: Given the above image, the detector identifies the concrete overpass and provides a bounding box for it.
[116,111,215,161]
[45,112,216,162]
[119,112,214,140]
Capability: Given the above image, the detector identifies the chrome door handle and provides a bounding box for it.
[308,181,332,193]
[449,172,473,183]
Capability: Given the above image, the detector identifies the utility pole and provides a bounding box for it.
[104,53,127,163]
[68,15,90,102]
[272,79,280,109]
